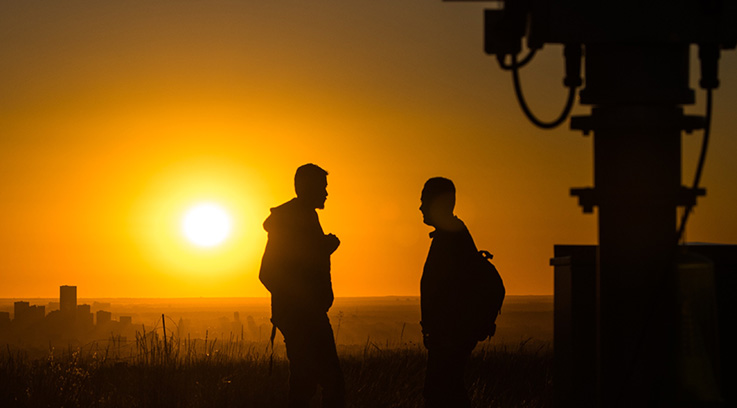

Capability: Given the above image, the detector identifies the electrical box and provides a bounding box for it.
[551,244,737,407]
[532,0,737,46]
[551,245,597,408]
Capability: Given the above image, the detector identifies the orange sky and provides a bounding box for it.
[1,1,736,298]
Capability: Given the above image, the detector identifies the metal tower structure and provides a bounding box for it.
[445,1,736,406]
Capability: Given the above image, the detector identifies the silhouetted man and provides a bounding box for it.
[420,177,479,408]
[259,164,345,408]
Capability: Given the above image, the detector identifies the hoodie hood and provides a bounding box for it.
[263,198,313,233]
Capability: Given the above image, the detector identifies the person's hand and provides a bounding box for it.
[325,233,340,254]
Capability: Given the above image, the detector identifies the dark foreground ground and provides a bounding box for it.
[0,340,551,408]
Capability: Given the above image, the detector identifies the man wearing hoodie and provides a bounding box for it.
[259,163,344,408]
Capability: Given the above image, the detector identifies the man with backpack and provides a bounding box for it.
[259,164,345,408]
[419,177,503,408]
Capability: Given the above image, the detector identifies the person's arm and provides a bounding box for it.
[324,233,340,255]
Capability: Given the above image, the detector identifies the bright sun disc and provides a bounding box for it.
[182,203,232,248]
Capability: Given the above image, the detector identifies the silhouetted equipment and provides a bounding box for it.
[444,1,736,407]
[550,246,597,408]
[552,244,737,407]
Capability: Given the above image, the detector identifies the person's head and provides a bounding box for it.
[420,177,455,226]
[295,163,329,209]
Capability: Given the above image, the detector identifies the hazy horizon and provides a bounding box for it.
[1,295,554,349]
[0,294,553,301]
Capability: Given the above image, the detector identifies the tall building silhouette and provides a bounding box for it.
[96,310,111,326]
[60,285,77,315]
[12,302,43,326]
[77,304,93,328]
[13,301,29,321]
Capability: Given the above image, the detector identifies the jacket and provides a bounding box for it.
[420,217,478,339]
[259,198,335,321]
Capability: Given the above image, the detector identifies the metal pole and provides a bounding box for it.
[572,43,694,407]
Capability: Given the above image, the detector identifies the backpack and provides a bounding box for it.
[468,250,505,341]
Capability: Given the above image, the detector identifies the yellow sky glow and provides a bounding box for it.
[1,1,737,298]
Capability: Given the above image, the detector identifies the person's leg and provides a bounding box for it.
[424,346,453,408]
[279,320,319,408]
[313,313,345,408]
[424,338,474,408]
[445,345,472,408]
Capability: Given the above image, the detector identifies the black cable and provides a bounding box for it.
[676,88,713,242]
[510,52,577,129]
[677,43,719,242]
[496,49,537,71]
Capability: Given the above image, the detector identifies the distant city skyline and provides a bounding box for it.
[0,285,134,348]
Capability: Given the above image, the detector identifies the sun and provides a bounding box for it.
[181,203,233,248]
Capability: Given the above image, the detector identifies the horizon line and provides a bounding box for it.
[0,294,553,300]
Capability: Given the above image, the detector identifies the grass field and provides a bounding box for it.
[0,333,552,408]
